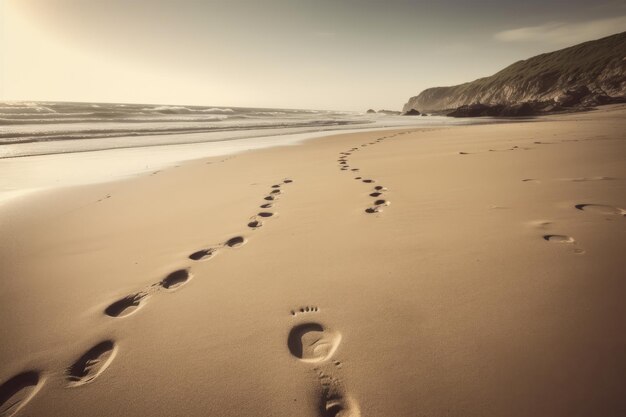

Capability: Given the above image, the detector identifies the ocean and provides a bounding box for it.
[1,101,378,158]
[0,101,490,204]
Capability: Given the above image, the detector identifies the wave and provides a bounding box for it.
[0,115,230,125]
[0,101,381,153]
[151,105,192,113]
[0,119,370,146]
[200,107,234,113]
[149,105,235,115]
[249,111,289,116]
[0,105,57,114]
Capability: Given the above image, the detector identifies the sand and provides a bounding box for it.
[1,105,625,417]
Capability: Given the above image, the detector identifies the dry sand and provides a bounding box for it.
[1,105,625,417]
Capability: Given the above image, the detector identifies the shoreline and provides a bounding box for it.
[0,113,502,159]
[0,126,427,206]
[0,117,504,206]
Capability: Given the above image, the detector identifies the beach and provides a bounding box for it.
[1,104,625,417]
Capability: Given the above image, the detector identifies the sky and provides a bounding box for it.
[1,0,625,111]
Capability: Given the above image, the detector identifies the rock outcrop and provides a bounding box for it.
[403,31,626,115]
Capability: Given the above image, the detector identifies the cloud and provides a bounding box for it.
[494,16,626,45]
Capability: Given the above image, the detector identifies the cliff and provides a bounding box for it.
[403,31,626,114]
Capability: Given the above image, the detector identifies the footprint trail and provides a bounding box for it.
[335,132,410,215]
[103,177,294,320]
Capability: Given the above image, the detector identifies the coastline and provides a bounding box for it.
[0,115,503,206]
[1,106,625,417]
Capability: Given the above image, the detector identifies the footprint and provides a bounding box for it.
[160,269,192,290]
[260,203,273,209]
[283,179,293,184]
[287,323,341,363]
[66,341,117,387]
[522,179,540,183]
[104,293,149,317]
[225,236,246,248]
[264,196,275,201]
[0,371,42,417]
[270,189,282,195]
[271,184,281,188]
[369,192,382,197]
[373,186,386,191]
[373,199,389,206]
[362,179,374,183]
[354,177,362,180]
[543,234,584,253]
[314,368,360,417]
[248,220,262,229]
[574,204,625,216]
[543,234,575,244]
[258,212,274,218]
[320,390,360,417]
[189,248,216,261]
[458,151,468,155]
[365,206,382,214]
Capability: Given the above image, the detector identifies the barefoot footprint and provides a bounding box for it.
[0,371,43,417]
[287,313,360,416]
[288,323,342,363]
[225,236,246,248]
[189,248,216,261]
[105,292,149,317]
[160,269,192,290]
[543,234,575,243]
[543,235,585,254]
[248,219,262,229]
[66,340,117,387]
[574,204,625,216]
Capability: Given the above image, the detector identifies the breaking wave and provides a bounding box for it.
[0,101,378,151]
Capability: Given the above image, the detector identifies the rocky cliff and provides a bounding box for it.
[403,31,626,114]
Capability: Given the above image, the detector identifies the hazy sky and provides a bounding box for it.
[1,0,625,110]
